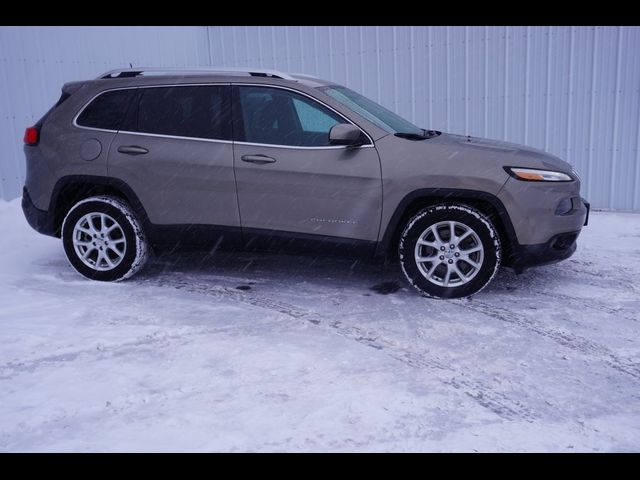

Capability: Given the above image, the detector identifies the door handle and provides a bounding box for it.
[241,154,276,165]
[118,145,149,155]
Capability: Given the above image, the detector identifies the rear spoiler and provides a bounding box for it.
[61,80,88,96]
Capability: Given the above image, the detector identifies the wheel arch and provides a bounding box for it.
[49,175,149,238]
[375,188,519,263]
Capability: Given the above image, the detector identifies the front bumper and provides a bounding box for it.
[507,230,581,274]
[497,177,588,245]
[22,186,58,237]
[506,197,588,273]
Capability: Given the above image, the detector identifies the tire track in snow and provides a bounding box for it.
[148,276,538,422]
[531,290,639,323]
[454,299,640,380]
[0,320,287,380]
[0,331,179,379]
[492,284,634,320]
[564,259,640,291]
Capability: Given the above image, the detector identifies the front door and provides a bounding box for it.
[232,85,382,243]
[108,84,239,229]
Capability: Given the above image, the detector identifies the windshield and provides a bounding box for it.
[318,85,424,136]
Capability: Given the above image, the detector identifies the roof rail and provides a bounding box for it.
[97,67,297,81]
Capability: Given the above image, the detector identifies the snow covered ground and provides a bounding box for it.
[1,198,639,452]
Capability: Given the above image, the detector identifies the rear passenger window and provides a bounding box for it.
[130,86,231,140]
[76,89,134,130]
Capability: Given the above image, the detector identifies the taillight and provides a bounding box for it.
[24,127,39,145]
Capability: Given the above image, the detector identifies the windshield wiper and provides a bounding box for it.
[423,129,441,138]
[394,129,441,141]
[394,132,427,140]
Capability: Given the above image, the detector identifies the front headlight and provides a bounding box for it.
[504,167,573,182]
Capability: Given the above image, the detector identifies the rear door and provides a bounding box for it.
[232,84,382,242]
[108,84,239,228]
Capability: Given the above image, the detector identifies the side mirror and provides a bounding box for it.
[329,124,364,146]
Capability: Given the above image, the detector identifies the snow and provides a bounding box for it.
[1,197,639,452]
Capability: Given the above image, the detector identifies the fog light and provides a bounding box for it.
[555,197,573,215]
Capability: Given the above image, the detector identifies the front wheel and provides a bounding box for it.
[61,195,149,281]
[399,203,501,298]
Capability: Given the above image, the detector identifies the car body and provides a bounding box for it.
[22,67,589,298]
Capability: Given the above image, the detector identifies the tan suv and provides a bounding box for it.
[21,67,589,298]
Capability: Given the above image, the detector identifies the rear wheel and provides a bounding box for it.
[61,196,148,281]
[399,203,501,298]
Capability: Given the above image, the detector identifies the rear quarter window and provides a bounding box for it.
[76,89,135,131]
[36,91,71,128]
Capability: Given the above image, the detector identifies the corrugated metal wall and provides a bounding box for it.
[209,26,640,211]
[0,26,210,200]
[2,26,639,211]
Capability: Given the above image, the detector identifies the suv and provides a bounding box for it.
[22,67,589,298]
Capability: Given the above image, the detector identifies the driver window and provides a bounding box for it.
[237,86,345,147]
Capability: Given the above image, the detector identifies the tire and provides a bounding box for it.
[61,195,149,281]
[399,203,501,299]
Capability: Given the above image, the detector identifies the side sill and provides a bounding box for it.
[146,224,377,259]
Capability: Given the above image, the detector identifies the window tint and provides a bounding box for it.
[76,89,133,130]
[132,85,231,140]
[237,86,345,147]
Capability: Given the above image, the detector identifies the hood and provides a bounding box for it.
[432,133,574,173]
[374,131,577,198]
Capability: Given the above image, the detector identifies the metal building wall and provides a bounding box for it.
[2,26,639,211]
[208,26,640,211]
[0,26,210,200]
